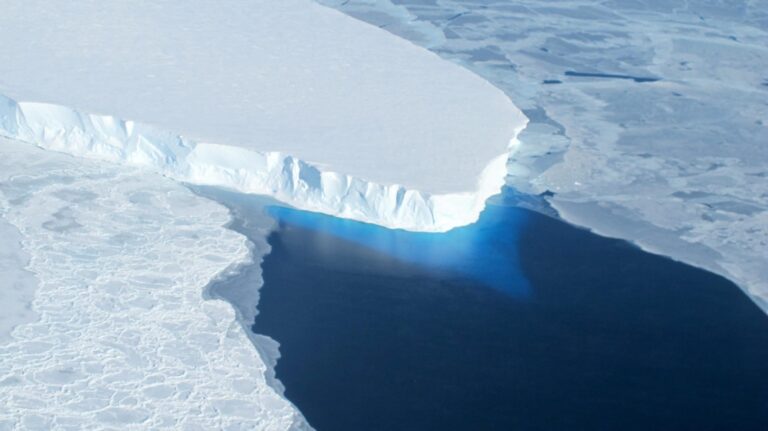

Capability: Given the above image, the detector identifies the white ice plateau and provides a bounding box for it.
[0,0,526,233]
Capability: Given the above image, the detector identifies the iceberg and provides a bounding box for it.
[0,0,526,232]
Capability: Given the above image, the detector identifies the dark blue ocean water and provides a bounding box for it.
[207,188,768,431]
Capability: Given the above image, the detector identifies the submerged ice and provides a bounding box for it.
[319,0,768,312]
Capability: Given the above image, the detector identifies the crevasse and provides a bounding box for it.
[0,94,526,232]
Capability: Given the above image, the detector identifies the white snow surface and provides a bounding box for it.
[0,219,37,344]
[0,0,526,232]
[0,138,309,430]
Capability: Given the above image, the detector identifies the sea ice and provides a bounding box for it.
[0,138,309,430]
[319,0,768,312]
[0,219,37,344]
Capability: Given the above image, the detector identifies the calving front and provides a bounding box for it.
[0,95,526,232]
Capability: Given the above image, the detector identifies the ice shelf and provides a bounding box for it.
[0,0,526,232]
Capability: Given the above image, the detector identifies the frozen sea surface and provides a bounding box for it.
[0,219,37,344]
[0,138,308,430]
[317,0,768,309]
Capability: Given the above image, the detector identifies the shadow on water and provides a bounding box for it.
[205,187,768,431]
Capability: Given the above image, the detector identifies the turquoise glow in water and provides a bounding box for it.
[253,189,768,431]
[198,186,768,431]
[266,200,531,297]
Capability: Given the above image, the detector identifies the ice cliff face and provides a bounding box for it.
[0,0,527,227]
[0,95,525,232]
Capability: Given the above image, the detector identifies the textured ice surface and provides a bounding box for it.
[0,0,526,232]
[0,219,37,344]
[0,138,309,430]
[318,0,768,311]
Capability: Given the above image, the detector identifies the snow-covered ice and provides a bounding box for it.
[0,0,526,232]
[0,138,309,430]
[0,219,37,344]
[318,0,768,312]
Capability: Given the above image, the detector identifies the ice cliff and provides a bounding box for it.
[0,95,525,232]
[0,0,527,232]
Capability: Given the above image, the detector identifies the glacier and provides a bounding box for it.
[0,0,526,233]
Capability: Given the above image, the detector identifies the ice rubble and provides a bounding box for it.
[0,138,309,430]
[0,0,526,232]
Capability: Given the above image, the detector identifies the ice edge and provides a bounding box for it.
[0,94,526,232]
